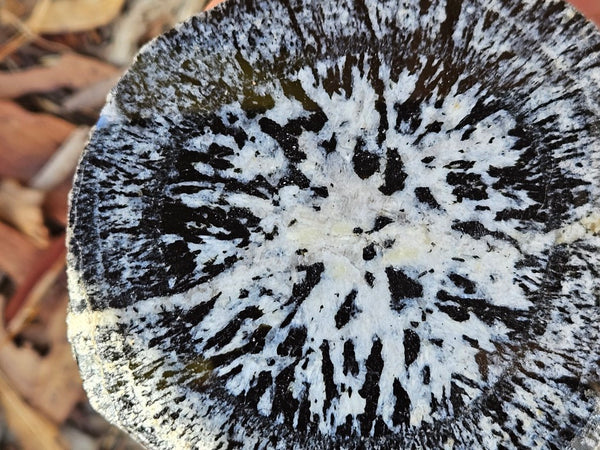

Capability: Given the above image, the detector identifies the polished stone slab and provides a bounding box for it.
[67,0,600,448]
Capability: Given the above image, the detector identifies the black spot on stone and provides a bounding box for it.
[321,134,337,154]
[259,117,306,162]
[311,186,329,198]
[436,303,470,322]
[444,160,475,170]
[182,292,221,325]
[403,329,420,367]
[204,306,263,351]
[395,100,422,134]
[244,371,272,408]
[414,187,440,208]
[449,273,477,294]
[358,338,384,436]
[371,215,394,233]
[447,172,488,202]
[270,362,300,426]
[392,379,411,427]
[422,366,431,385]
[362,243,376,261]
[450,381,467,413]
[343,339,359,376]
[352,138,380,179]
[365,271,375,287]
[279,165,310,189]
[277,326,307,358]
[263,226,278,241]
[431,338,444,347]
[386,267,423,312]
[335,289,359,329]
[320,340,337,416]
[462,335,479,348]
[426,120,443,133]
[451,220,487,239]
[379,148,408,195]
[281,262,325,327]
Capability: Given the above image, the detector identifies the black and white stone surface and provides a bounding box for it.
[67,0,600,448]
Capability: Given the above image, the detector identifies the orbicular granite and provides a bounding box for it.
[67,0,600,448]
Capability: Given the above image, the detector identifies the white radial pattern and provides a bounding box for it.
[67,0,600,449]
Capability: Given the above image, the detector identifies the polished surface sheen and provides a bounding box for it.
[67,0,600,448]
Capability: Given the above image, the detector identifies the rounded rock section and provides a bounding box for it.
[67,0,600,448]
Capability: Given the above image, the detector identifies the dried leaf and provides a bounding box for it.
[30,126,90,191]
[0,280,84,425]
[0,179,49,248]
[0,222,46,287]
[4,238,66,327]
[43,179,71,227]
[205,0,226,10]
[0,368,66,450]
[103,0,205,65]
[569,0,600,23]
[61,75,121,113]
[33,0,125,34]
[0,101,74,180]
[0,53,119,99]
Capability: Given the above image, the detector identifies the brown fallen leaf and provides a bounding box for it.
[0,366,67,450]
[30,126,90,192]
[2,0,125,34]
[0,273,84,425]
[103,0,205,65]
[61,75,121,113]
[0,179,49,248]
[33,0,126,34]
[205,0,226,10]
[4,238,66,328]
[569,0,600,25]
[0,101,74,180]
[0,53,119,99]
[0,222,46,287]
